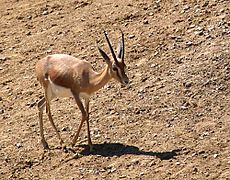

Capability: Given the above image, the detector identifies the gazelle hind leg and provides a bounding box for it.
[45,89,64,146]
[38,96,49,149]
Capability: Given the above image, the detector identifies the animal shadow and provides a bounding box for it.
[77,143,180,160]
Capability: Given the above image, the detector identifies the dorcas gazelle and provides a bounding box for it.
[35,30,129,150]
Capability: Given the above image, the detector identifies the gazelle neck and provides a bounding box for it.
[90,64,112,93]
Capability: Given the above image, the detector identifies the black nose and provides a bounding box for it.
[124,79,129,84]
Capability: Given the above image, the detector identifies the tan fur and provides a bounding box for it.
[35,54,112,96]
[35,31,128,150]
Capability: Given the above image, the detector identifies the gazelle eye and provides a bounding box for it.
[112,65,118,71]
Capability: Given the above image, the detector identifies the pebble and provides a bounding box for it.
[184,81,192,88]
[0,56,7,61]
[16,143,23,148]
[194,30,203,35]
[186,41,193,47]
[42,11,49,15]
[175,162,180,165]
[183,5,190,11]
[128,34,135,39]
[61,127,68,131]
[109,167,116,173]
[26,31,31,36]
[143,19,149,24]
[149,12,154,16]
[140,172,144,176]
[119,175,127,178]
[131,159,139,164]
[0,109,4,114]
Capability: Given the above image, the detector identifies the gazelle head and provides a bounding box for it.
[98,30,129,85]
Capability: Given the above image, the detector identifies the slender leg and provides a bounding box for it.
[84,98,93,150]
[45,91,64,146]
[37,96,49,149]
[71,95,87,147]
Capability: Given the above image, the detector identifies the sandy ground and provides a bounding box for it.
[0,0,229,179]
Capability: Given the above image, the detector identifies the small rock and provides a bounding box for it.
[197,26,203,31]
[95,134,101,138]
[213,154,218,158]
[42,11,49,15]
[119,175,127,178]
[202,131,209,136]
[184,81,192,88]
[128,34,135,39]
[219,9,224,13]
[183,5,190,11]
[149,12,154,16]
[186,41,193,47]
[131,159,139,164]
[194,30,203,35]
[180,105,188,110]
[140,172,144,176]
[61,127,68,131]
[143,19,148,24]
[192,152,197,157]
[16,143,23,148]
[109,167,116,173]
[26,31,31,36]
[0,56,7,61]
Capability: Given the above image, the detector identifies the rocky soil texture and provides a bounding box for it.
[0,0,229,179]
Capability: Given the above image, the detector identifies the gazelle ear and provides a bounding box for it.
[98,46,111,65]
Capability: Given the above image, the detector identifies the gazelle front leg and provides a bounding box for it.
[71,95,90,147]
[84,98,93,150]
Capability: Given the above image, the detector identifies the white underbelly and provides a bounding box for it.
[48,79,90,99]
[49,79,73,98]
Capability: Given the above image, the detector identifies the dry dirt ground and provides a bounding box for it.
[0,0,230,179]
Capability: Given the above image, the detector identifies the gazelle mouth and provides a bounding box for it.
[122,79,129,85]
